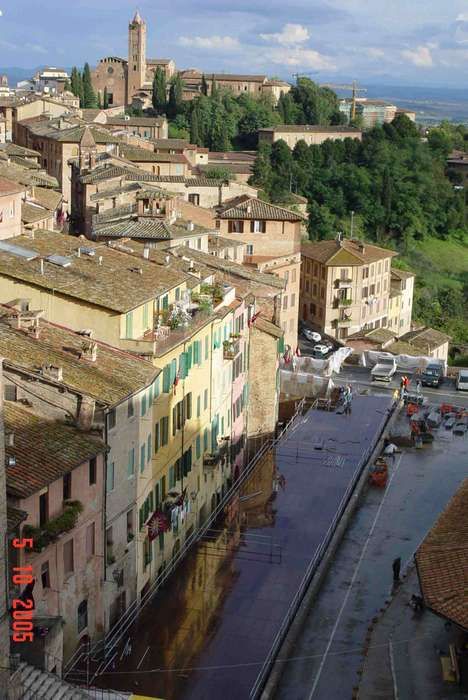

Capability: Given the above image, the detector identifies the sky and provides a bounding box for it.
[1,0,468,87]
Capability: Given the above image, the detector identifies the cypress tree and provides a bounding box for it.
[190,106,201,146]
[167,74,183,118]
[82,62,97,109]
[70,67,80,98]
[201,74,208,96]
[152,67,167,114]
[103,86,109,109]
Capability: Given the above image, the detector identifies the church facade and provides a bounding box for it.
[92,12,176,107]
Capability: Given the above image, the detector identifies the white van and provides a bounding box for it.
[456,370,468,391]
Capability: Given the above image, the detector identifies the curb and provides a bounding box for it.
[260,401,403,700]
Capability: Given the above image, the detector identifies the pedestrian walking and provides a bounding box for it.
[392,556,401,582]
[416,380,422,395]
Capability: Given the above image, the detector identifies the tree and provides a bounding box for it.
[152,67,167,114]
[190,106,201,145]
[203,166,233,180]
[277,93,299,124]
[210,100,230,151]
[63,77,71,92]
[249,143,272,189]
[70,67,82,101]
[167,74,184,118]
[103,86,109,109]
[82,63,97,108]
[291,78,339,125]
[201,74,208,96]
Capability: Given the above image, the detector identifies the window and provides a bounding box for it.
[41,561,50,589]
[63,539,74,575]
[161,416,169,446]
[125,311,133,338]
[314,263,318,277]
[127,510,134,542]
[370,284,375,295]
[63,472,71,502]
[127,448,135,477]
[291,293,296,307]
[141,393,147,416]
[128,396,134,418]
[292,269,296,283]
[378,262,382,274]
[197,394,201,418]
[39,492,48,528]
[363,267,369,279]
[309,302,316,315]
[313,283,318,297]
[185,392,192,420]
[107,409,116,430]
[147,434,152,463]
[4,385,17,401]
[282,296,288,310]
[228,220,244,234]
[204,388,208,410]
[204,335,209,361]
[77,600,88,633]
[154,423,160,453]
[188,193,200,206]
[86,522,95,559]
[197,238,202,250]
[140,444,146,473]
[203,428,209,452]
[106,462,115,492]
[246,244,254,255]
[169,465,176,489]
[362,287,368,298]
[87,455,96,485]
[250,220,266,233]
[196,435,201,459]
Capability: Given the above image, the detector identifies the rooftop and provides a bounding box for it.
[0,230,190,313]
[119,144,188,164]
[216,195,303,221]
[21,202,53,224]
[19,118,119,145]
[0,176,24,196]
[391,268,415,281]
[5,402,106,499]
[415,478,468,631]
[0,310,158,407]
[302,238,397,265]
[400,326,450,352]
[107,116,166,127]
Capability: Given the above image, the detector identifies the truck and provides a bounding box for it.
[421,363,443,388]
[371,357,397,382]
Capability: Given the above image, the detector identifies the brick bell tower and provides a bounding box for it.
[128,10,147,104]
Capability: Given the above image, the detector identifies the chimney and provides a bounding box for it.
[41,364,63,382]
[6,432,14,447]
[165,255,170,266]
[80,340,98,362]
[187,220,194,231]
[40,258,44,275]
[76,395,96,431]
[336,232,343,243]
[98,256,103,266]
[143,247,150,259]
[359,242,366,253]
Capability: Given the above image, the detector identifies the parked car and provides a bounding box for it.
[371,357,397,382]
[456,370,468,391]
[453,419,467,436]
[303,328,321,343]
[421,363,443,388]
[312,343,329,357]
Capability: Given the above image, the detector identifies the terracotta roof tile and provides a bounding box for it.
[217,196,303,221]
[415,479,468,631]
[5,402,107,498]
[302,238,396,265]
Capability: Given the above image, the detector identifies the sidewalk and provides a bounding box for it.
[359,565,468,700]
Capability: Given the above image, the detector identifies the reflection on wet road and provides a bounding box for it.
[97,395,393,699]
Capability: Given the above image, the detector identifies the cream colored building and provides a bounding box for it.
[300,237,398,341]
[388,269,415,336]
[258,125,362,149]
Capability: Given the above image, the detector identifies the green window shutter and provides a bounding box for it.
[179,353,187,379]
[161,475,166,499]
[158,531,164,551]
[125,311,133,338]
[155,482,160,509]
[175,287,180,301]
[127,449,135,477]
[203,428,209,452]
[140,443,146,473]
[169,465,175,489]
[278,336,285,354]
[193,340,199,365]
[154,375,160,399]
[155,423,160,453]
[162,365,171,393]
[141,393,147,416]
[147,434,151,462]
[171,358,177,383]
[196,435,201,459]
[162,294,169,310]
[187,344,193,370]
[139,506,144,530]
[205,335,209,360]
[197,395,201,417]
[149,491,154,512]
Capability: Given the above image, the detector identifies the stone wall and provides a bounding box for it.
[247,326,279,442]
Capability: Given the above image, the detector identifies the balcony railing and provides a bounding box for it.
[223,338,240,360]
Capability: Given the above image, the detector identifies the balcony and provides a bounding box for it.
[203,439,230,471]
[223,337,240,360]
[337,316,353,326]
[333,297,353,308]
[334,278,353,289]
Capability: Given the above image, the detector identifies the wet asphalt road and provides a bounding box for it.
[275,407,468,700]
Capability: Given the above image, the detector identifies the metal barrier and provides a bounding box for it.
[249,402,394,699]
[64,399,306,684]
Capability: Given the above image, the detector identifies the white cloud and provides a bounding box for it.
[178,35,239,51]
[266,46,335,70]
[456,12,468,21]
[401,45,433,67]
[260,23,310,46]
[0,10,3,17]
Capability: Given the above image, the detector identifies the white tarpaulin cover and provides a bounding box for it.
[280,347,352,378]
[363,350,446,374]
[280,370,331,398]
